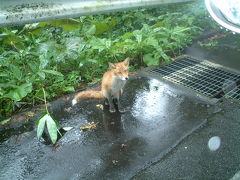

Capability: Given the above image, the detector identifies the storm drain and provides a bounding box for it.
[225,85,240,99]
[149,56,240,100]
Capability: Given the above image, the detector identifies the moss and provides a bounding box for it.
[6,3,55,13]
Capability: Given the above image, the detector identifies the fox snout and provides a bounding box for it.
[114,71,129,81]
[119,75,128,81]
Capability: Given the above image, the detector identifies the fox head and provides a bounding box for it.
[109,58,130,81]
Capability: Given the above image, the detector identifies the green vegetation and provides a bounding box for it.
[199,40,218,47]
[37,88,59,144]
[0,1,218,119]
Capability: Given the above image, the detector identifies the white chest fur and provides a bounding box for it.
[110,77,126,95]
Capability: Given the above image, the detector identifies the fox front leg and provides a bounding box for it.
[104,98,109,106]
[116,90,125,113]
[103,90,116,113]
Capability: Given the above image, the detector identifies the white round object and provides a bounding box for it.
[208,136,221,151]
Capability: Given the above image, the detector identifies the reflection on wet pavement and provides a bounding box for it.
[0,76,210,179]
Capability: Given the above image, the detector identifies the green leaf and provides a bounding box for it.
[161,53,171,64]
[0,88,4,96]
[144,37,158,47]
[46,114,58,144]
[0,72,8,77]
[133,31,142,43]
[109,18,116,28]
[122,32,134,40]
[95,22,109,35]
[37,72,46,79]
[37,113,48,139]
[105,40,111,48]
[89,38,106,52]
[6,83,33,101]
[173,27,191,33]
[42,70,63,77]
[94,18,116,35]
[35,90,44,100]
[38,19,80,32]
[10,65,22,80]
[143,53,160,66]
[3,35,23,47]
[79,62,84,67]
[87,59,97,63]
[63,86,75,92]
[86,25,96,35]
[0,33,9,38]
[39,57,49,70]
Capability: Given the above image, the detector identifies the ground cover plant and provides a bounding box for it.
[0,1,219,119]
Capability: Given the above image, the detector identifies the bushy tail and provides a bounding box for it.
[72,90,104,106]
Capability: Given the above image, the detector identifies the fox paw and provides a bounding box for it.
[118,108,125,113]
[109,108,116,113]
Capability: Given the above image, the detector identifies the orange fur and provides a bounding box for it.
[73,90,103,99]
[72,58,130,113]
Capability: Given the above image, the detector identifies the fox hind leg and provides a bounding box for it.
[103,90,116,113]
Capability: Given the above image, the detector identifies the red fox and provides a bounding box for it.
[72,58,130,113]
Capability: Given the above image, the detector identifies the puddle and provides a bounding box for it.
[0,76,210,179]
[133,100,240,180]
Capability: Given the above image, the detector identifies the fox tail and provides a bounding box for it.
[72,90,104,106]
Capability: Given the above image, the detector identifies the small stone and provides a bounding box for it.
[121,144,127,148]
[112,160,118,165]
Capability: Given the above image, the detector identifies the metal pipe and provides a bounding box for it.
[0,0,193,27]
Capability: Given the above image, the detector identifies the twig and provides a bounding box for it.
[42,88,49,114]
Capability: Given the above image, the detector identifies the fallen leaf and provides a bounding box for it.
[80,122,99,131]
[96,104,104,110]
[64,107,72,112]
[62,97,70,100]
[52,144,62,152]
[26,111,35,117]
[121,144,128,148]
[0,118,11,125]
[112,160,118,165]
[14,114,27,121]
[63,127,73,131]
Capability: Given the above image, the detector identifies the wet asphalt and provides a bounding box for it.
[0,76,211,179]
[1,34,240,179]
[133,99,240,180]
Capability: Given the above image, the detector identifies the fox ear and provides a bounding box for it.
[124,58,130,66]
[108,62,116,69]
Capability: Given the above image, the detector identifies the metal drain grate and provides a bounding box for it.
[225,85,240,100]
[149,56,240,99]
